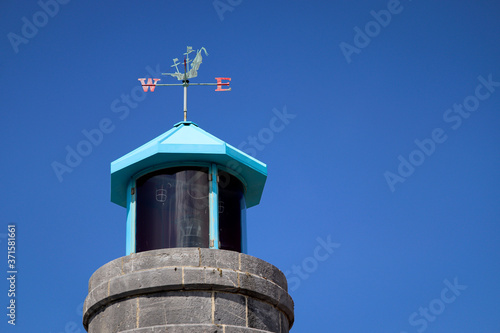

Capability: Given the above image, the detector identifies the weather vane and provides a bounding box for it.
[138,46,231,122]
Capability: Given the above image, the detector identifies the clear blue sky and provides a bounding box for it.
[1,1,499,332]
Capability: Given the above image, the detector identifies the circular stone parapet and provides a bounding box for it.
[83,248,294,333]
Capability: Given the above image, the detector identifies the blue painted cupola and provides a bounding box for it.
[111,121,267,255]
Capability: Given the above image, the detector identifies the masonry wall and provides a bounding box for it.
[83,248,294,333]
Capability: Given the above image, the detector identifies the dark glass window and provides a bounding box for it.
[218,170,246,252]
[136,167,209,252]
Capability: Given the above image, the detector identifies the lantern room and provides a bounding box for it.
[110,121,267,255]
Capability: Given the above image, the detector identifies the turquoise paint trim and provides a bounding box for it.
[111,124,226,172]
[111,122,268,209]
[162,125,221,145]
[158,144,226,153]
[241,206,247,254]
[125,179,136,255]
[209,164,219,249]
[112,154,267,208]
[131,185,136,254]
[133,161,212,180]
[225,143,267,175]
[112,126,182,165]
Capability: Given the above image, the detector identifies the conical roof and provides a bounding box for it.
[111,121,267,208]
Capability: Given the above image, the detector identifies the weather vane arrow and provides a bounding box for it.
[138,46,231,122]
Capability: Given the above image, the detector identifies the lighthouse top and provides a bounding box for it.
[111,121,267,209]
[110,46,267,255]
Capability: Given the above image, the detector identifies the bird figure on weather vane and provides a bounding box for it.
[138,46,231,122]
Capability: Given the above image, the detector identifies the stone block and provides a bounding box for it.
[121,324,275,333]
[200,248,239,269]
[280,313,290,333]
[123,248,200,274]
[238,272,281,306]
[109,267,182,297]
[183,266,238,291]
[239,254,287,291]
[276,289,294,328]
[224,326,271,333]
[214,292,246,326]
[247,298,280,333]
[83,280,109,320]
[121,324,223,333]
[89,256,123,291]
[138,291,212,327]
[87,297,136,333]
[153,325,221,333]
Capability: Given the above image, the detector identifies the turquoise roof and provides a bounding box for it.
[111,121,267,208]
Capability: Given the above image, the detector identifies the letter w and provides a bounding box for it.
[138,78,161,92]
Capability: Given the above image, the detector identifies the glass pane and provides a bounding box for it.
[218,170,246,252]
[136,167,209,252]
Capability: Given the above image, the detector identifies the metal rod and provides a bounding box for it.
[183,84,187,121]
[187,83,226,86]
[153,83,228,87]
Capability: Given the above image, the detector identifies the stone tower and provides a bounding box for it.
[82,121,294,332]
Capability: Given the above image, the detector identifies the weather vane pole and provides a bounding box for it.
[138,46,231,122]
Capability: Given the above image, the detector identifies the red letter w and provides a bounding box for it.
[138,78,161,92]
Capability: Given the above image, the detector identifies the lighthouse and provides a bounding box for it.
[82,47,294,333]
